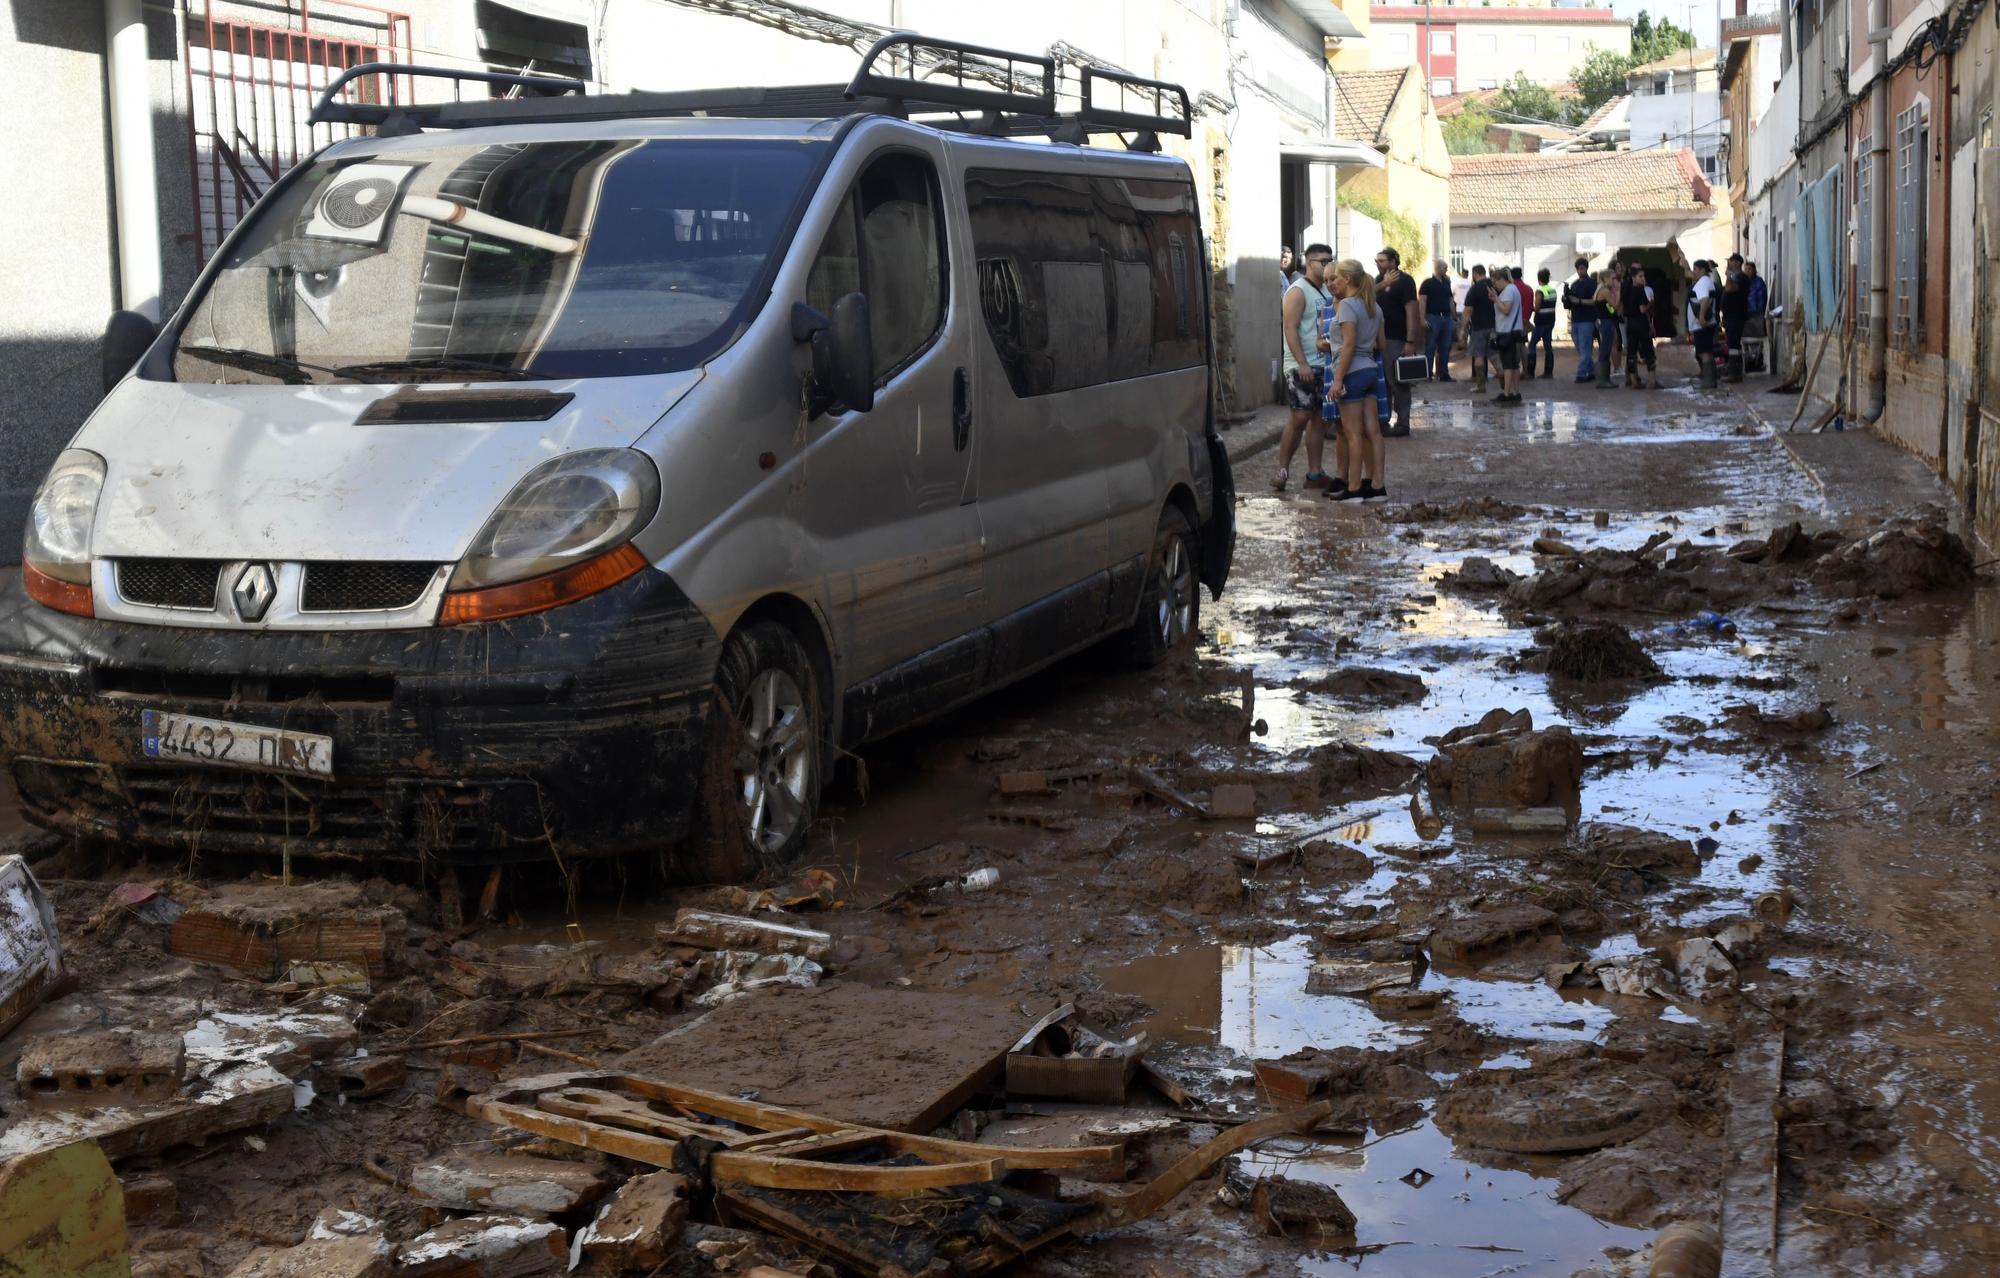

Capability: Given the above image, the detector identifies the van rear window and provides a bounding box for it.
[173,138,825,384]
[963,169,1203,398]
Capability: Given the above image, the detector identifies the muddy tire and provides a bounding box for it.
[683,622,823,884]
[1119,505,1201,668]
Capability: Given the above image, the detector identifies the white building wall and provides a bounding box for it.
[1629,90,1726,178]
[1367,16,1629,87]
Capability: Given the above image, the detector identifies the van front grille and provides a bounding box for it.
[116,559,225,610]
[302,563,440,612]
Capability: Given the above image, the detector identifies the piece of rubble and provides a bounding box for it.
[399,1215,566,1277]
[0,1061,295,1163]
[1674,937,1738,1001]
[1533,537,1581,557]
[326,1055,406,1101]
[1429,905,1558,965]
[183,1010,359,1078]
[19,1028,185,1108]
[1575,822,1701,875]
[167,882,386,980]
[309,1207,385,1240]
[1726,702,1833,736]
[1304,958,1416,997]
[1582,953,1677,999]
[123,1174,179,1225]
[1293,667,1429,702]
[1207,784,1258,820]
[224,1233,392,1278]
[1808,520,1974,598]
[689,951,822,1008]
[0,1144,131,1277]
[1368,987,1446,1017]
[411,1152,614,1216]
[1428,711,1582,812]
[659,910,832,962]
[1467,807,1570,833]
[1,854,64,1040]
[1435,1062,1678,1153]
[1540,620,1662,681]
[1297,839,1372,877]
[1441,555,1523,592]
[1409,788,1444,839]
[1221,1165,1358,1237]
[575,1172,688,1271]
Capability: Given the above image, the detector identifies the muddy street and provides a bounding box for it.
[6,355,1998,1277]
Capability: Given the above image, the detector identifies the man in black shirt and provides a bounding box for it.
[1721,252,1750,383]
[1459,264,1497,393]
[1563,258,1599,382]
[1418,260,1456,382]
[1375,248,1421,437]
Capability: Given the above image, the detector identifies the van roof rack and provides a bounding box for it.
[307,34,1190,148]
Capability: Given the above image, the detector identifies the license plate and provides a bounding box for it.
[141,710,334,778]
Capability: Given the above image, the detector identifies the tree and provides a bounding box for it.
[1491,73,1584,128]
[1571,45,1636,113]
[1630,11,1698,65]
[1442,101,1502,155]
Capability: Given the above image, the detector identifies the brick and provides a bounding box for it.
[1207,785,1257,820]
[167,883,385,980]
[410,1153,613,1216]
[399,1215,565,1277]
[18,1029,184,1107]
[224,1234,391,1278]
[121,1174,178,1225]
[576,1172,688,1271]
[325,1055,406,1101]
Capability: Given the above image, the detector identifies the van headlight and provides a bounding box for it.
[439,449,660,625]
[22,449,105,617]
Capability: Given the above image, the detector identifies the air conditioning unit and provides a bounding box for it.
[304,162,416,246]
[1575,232,1607,256]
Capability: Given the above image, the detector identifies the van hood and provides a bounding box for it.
[78,374,699,563]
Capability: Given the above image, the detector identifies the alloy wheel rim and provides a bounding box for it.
[734,669,813,854]
[1156,536,1194,647]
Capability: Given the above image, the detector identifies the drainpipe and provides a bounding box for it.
[105,0,162,321]
[1863,0,1890,422]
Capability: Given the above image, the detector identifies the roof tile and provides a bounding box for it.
[1448,149,1710,218]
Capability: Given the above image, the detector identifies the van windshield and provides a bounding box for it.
[173,137,824,384]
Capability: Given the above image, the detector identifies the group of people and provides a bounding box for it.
[1268,241,1776,497]
[1272,245,1426,501]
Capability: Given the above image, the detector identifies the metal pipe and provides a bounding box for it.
[398,196,581,255]
[1863,0,1890,422]
[105,0,163,320]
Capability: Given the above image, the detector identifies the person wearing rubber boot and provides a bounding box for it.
[1528,268,1558,380]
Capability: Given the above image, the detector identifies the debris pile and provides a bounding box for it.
[1426,709,1583,818]
[1807,519,1975,598]
[1534,620,1663,682]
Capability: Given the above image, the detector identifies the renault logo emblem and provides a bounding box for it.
[231,564,276,622]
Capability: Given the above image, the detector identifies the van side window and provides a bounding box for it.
[805,152,946,386]
[964,169,1203,398]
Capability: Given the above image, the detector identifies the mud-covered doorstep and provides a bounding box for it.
[2,373,1996,1277]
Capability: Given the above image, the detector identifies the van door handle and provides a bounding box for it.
[952,366,971,451]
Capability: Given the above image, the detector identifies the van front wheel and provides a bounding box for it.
[685,622,822,883]
[1120,506,1200,668]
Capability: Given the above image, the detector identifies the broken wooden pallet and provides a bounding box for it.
[451,1071,1333,1276]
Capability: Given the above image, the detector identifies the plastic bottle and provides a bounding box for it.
[932,868,1000,897]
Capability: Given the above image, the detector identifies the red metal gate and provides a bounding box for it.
[185,3,413,263]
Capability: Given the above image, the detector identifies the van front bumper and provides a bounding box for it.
[0,567,721,865]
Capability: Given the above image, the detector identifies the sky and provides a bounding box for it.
[1609,0,1727,47]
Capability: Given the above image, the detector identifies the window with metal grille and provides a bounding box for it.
[1853,143,1871,337]
[1894,103,1928,348]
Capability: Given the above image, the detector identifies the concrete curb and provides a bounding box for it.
[1223,417,1286,467]
[1728,381,1831,500]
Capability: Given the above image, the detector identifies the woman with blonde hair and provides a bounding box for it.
[1317,259,1388,501]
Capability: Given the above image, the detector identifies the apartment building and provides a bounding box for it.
[1367,2,1629,95]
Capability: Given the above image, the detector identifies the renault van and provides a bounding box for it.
[0,37,1235,879]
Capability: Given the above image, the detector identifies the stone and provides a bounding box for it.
[410,1153,614,1217]
[224,1234,392,1278]
[18,1029,185,1108]
[1428,715,1583,813]
[1575,823,1701,875]
[398,1215,566,1277]
[1429,905,1558,965]
[576,1172,688,1271]
[1207,784,1258,820]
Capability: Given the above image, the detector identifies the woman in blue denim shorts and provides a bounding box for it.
[1317,260,1389,501]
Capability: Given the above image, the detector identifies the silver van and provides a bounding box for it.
[0,37,1234,879]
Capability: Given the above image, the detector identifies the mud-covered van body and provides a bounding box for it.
[0,42,1234,877]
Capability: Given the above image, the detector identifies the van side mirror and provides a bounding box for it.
[102,310,159,393]
[793,293,873,416]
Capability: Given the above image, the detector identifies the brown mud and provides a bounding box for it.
[4,359,1999,1276]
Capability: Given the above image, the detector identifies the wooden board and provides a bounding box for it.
[1719,1026,1784,1278]
[616,983,1027,1133]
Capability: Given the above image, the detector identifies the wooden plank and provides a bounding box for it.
[614,983,1028,1133]
[1087,1100,1335,1225]
[1718,1026,1784,1278]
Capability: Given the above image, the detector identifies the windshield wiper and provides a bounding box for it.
[335,355,542,382]
[177,344,343,384]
